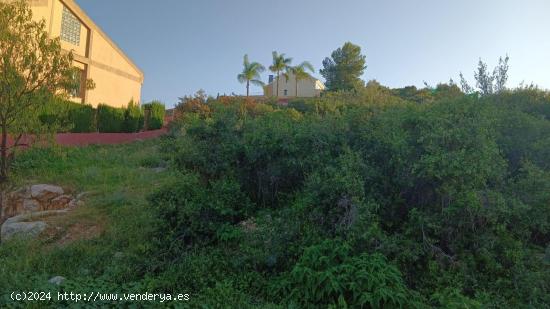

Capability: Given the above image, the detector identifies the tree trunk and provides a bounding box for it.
[246,80,250,97]
[276,72,280,98]
[0,123,8,182]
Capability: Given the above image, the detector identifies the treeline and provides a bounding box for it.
[39,100,166,133]
[142,83,550,307]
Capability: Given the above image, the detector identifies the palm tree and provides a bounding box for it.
[237,54,265,97]
[288,61,314,97]
[269,51,292,97]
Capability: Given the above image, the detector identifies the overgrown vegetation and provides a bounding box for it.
[146,88,550,307]
[2,84,549,307]
[1,3,548,305]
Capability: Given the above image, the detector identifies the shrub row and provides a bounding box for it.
[39,99,165,133]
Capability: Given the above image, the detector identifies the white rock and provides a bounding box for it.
[48,276,66,286]
[1,210,69,242]
[30,185,64,202]
[1,221,47,241]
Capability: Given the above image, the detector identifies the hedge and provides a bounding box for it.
[39,99,157,133]
[122,101,144,133]
[97,104,125,133]
[143,101,165,130]
[68,103,96,133]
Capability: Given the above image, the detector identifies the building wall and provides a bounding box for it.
[24,0,143,108]
[264,73,325,98]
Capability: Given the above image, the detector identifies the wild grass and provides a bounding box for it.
[0,139,175,302]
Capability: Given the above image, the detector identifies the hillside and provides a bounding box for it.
[1,85,550,307]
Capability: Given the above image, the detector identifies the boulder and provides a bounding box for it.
[30,184,64,203]
[1,210,68,242]
[23,199,41,212]
[1,221,47,241]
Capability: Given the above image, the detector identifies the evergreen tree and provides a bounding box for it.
[320,42,366,91]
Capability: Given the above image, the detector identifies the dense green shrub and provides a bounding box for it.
[279,240,417,308]
[37,97,73,132]
[68,103,96,133]
[149,88,550,307]
[38,98,97,133]
[143,101,165,130]
[148,172,252,247]
[97,104,125,133]
[122,101,144,133]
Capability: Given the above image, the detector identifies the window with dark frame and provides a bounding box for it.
[61,6,81,45]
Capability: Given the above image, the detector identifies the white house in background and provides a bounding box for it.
[263,72,325,98]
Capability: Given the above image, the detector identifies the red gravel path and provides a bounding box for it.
[56,128,167,146]
[8,128,167,148]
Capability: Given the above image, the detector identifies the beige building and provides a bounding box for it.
[264,72,325,98]
[24,0,143,107]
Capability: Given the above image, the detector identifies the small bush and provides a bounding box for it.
[143,101,165,130]
[97,104,125,133]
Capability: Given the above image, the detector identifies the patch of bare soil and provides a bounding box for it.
[41,211,106,246]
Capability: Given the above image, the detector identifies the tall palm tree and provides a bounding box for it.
[237,54,265,97]
[288,61,314,97]
[269,51,292,97]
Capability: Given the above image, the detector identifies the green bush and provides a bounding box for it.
[38,98,97,133]
[68,103,96,133]
[143,101,165,130]
[280,240,416,308]
[122,101,144,133]
[148,172,252,248]
[37,97,73,132]
[97,104,125,133]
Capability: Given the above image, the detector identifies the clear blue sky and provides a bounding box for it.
[75,0,550,107]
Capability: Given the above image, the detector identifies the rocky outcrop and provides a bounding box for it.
[1,220,47,241]
[1,184,81,222]
[1,210,70,241]
[31,184,64,203]
[0,185,87,242]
